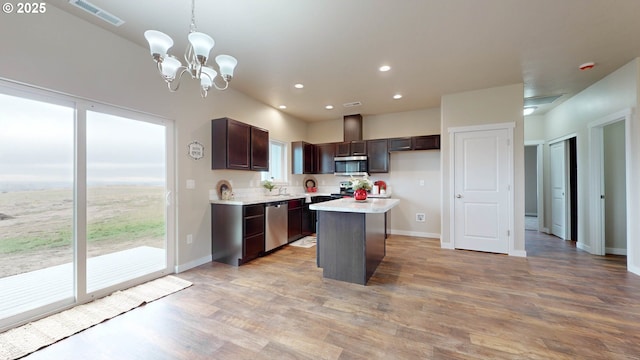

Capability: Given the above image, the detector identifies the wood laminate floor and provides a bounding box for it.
[23,232,640,359]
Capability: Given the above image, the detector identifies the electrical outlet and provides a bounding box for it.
[416,213,426,222]
[419,179,425,186]
[186,234,193,244]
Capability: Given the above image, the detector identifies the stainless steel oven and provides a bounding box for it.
[334,155,368,176]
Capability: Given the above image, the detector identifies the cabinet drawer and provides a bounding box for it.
[244,215,264,237]
[244,204,264,217]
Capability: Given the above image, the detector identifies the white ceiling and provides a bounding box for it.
[50,0,640,122]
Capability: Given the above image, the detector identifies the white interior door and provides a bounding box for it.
[550,141,568,239]
[453,128,510,253]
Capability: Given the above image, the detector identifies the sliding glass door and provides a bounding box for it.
[86,110,168,292]
[0,83,174,331]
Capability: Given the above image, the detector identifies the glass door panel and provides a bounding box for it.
[0,92,75,323]
[86,111,167,292]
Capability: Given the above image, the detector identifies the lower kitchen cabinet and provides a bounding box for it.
[288,199,303,242]
[211,203,265,266]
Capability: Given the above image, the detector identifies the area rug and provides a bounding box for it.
[289,235,317,248]
[0,275,192,360]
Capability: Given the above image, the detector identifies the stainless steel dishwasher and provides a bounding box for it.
[265,201,288,252]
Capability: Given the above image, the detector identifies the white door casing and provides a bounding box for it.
[550,141,568,240]
[452,126,511,254]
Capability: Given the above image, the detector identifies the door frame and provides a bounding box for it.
[588,108,632,257]
[525,141,545,232]
[448,122,516,255]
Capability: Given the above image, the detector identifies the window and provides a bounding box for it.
[262,139,287,183]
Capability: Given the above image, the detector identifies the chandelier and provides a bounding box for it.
[143,0,238,97]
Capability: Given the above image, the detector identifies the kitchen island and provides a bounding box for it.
[310,198,400,285]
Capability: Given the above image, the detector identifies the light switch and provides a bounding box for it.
[186,179,195,189]
[419,180,425,186]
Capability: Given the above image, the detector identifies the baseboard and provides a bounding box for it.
[175,254,212,273]
[509,250,527,257]
[390,229,441,239]
[576,241,591,253]
[541,227,550,234]
[605,247,627,256]
[629,263,640,276]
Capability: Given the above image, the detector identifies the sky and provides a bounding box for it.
[0,92,166,191]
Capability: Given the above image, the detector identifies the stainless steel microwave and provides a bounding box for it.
[334,156,368,176]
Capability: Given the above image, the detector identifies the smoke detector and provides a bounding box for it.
[579,62,595,71]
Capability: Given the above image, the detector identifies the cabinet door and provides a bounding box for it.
[288,207,302,242]
[413,135,440,150]
[301,204,314,236]
[316,143,336,174]
[367,139,389,173]
[251,126,269,171]
[227,119,251,169]
[388,137,413,151]
[350,141,367,155]
[291,141,315,174]
[335,142,350,157]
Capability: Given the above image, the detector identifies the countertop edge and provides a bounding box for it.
[309,198,400,213]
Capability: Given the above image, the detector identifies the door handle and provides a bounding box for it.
[456,194,463,198]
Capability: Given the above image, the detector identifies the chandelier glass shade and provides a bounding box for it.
[144,0,237,97]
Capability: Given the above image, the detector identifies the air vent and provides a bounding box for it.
[524,95,563,107]
[343,101,362,108]
[69,0,124,26]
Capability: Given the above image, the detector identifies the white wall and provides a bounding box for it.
[0,6,308,271]
[441,83,525,254]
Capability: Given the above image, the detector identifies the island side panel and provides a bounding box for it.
[211,204,243,265]
[318,211,367,285]
[365,212,386,281]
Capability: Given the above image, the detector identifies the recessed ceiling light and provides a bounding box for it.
[278,105,287,109]
[379,65,391,72]
[393,94,402,100]
[325,105,334,110]
[294,83,304,89]
[523,106,537,116]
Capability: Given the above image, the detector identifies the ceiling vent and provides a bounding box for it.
[524,94,563,107]
[343,101,362,108]
[69,0,124,27]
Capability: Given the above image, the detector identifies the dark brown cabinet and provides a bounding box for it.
[316,143,336,174]
[288,199,303,242]
[388,135,440,151]
[211,117,269,171]
[367,139,389,173]
[388,137,413,151]
[336,140,367,156]
[413,135,440,150]
[211,203,265,266]
[291,141,315,174]
[251,126,269,171]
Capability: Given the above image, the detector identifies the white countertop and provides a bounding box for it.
[309,198,399,214]
[210,193,334,206]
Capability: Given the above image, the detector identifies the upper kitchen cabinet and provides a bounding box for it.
[251,126,269,171]
[212,117,269,171]
[388,135,440,151]
[367,139,389,173]
[316,142,336,174]
[335,140,367,157]
[412,135,440,150]
[388,137,413,151]
[292,141,315,174]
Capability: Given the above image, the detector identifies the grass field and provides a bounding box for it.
[0,185,165,277]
